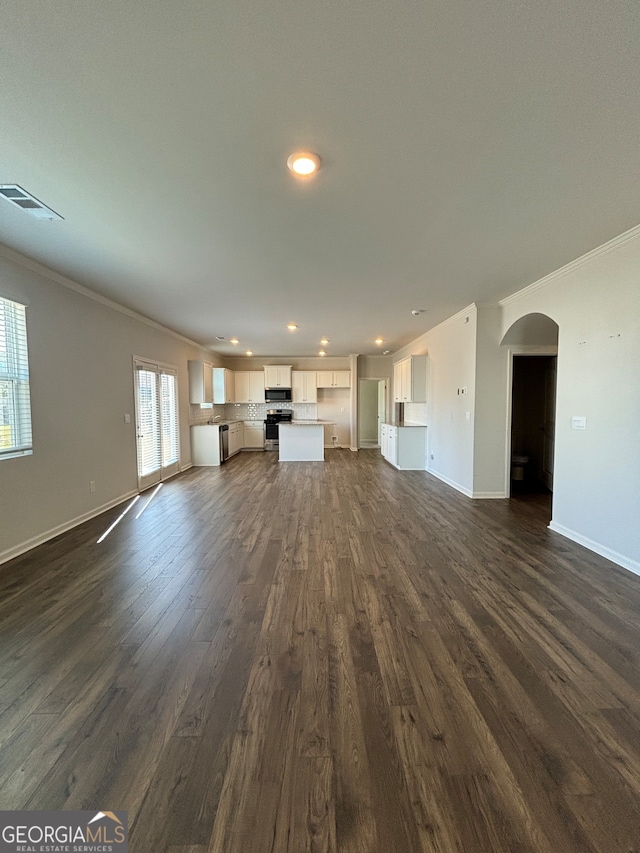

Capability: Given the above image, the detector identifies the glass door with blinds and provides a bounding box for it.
[134,359,179,491]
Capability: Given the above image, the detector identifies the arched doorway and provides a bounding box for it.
[501,313,559,508]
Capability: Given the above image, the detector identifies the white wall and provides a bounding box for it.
[500,226,640,573]
[473,305,509,497]
[394,306,477,496]
[0,248,216,564]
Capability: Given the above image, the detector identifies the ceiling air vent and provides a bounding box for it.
[0,185,63,220]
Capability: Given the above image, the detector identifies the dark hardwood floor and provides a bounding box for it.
[1,449,640,852]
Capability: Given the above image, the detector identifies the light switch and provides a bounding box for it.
[571,416,586,430]
[124,413,131,423]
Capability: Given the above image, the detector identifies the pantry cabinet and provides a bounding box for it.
[292,371,318,403]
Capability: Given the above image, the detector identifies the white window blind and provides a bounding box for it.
[0,296,32,459]
[134,359,179,490]
[160,372,179,467]
[136,367,161,478]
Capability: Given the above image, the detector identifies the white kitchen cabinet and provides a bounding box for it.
[213,367,235,404]
[234,371,265,403]
[228,421,243,456]
[191,424,221,466]
[243,420,264,449]
[381,423,426,470]
[317,370,351,388]
[292,371,318,403]
[188,360,214,404]
[393,356,427,403]
[264,365,292,388]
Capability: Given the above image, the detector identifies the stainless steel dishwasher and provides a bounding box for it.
[219,423,229,463]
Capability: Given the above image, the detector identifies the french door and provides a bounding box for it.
[134,359,180,491]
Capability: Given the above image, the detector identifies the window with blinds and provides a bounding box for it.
[134,359,179,490]
[0,296,33,459]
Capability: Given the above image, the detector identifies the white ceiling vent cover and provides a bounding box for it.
[0,185,63,220]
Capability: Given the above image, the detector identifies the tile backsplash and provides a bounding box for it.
[189,402,317,425]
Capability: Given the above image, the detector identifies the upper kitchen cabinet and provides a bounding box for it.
[234,371,265,404]
[264,365,292,388]
[188,360,214,404]
[292,371,318,403]
[213,367,235,404]
[317,371,351,388]
[393,355,427,403]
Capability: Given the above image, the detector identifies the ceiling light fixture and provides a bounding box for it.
[245,350,253,356]
[383,350,391,355]
[375,338,384,345]
[320,338,329,345]
[319,350,326,356]
[287,323,298,331]
[287,151,321,177]
[230,338,239,345]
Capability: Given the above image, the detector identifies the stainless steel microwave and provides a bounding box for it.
[265,388,292,403]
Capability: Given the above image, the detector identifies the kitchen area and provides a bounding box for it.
[189,362,349,464]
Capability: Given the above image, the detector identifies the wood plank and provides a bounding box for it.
[1,450,639,852]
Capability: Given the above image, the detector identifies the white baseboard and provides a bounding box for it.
[472,490,508,499]
[548,521,640,577]
[426,468,473,498]
[180,462,193,472]
[0,490,138,567]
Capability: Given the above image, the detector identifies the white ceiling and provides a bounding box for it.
[1,0,639,357]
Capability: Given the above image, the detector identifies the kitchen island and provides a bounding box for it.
[278,420,335,462]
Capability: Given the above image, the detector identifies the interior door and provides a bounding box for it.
[377,379,386,444]
[542,358,556,491]
[135,360,179,491]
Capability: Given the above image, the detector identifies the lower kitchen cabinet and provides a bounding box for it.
[243,420,264,449]
[381,423,427,470]
[228,421,243,457]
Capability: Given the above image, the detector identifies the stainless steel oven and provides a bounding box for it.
[264,409,292,451]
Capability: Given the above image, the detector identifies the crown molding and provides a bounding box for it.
[499,222,640,307]
[0,242,215,353]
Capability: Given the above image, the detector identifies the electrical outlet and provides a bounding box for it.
[90,481,96,493]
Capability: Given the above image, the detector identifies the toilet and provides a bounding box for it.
[511,454,529,481]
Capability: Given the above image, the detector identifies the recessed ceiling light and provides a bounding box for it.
[245,350,253,356]
[383,350,391,355]
[230,338,239,345]
[320,338,329,345]
[375,338,384,345]
[318,350,326,356]
[287,152,321,177]
[287,323,298,331]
